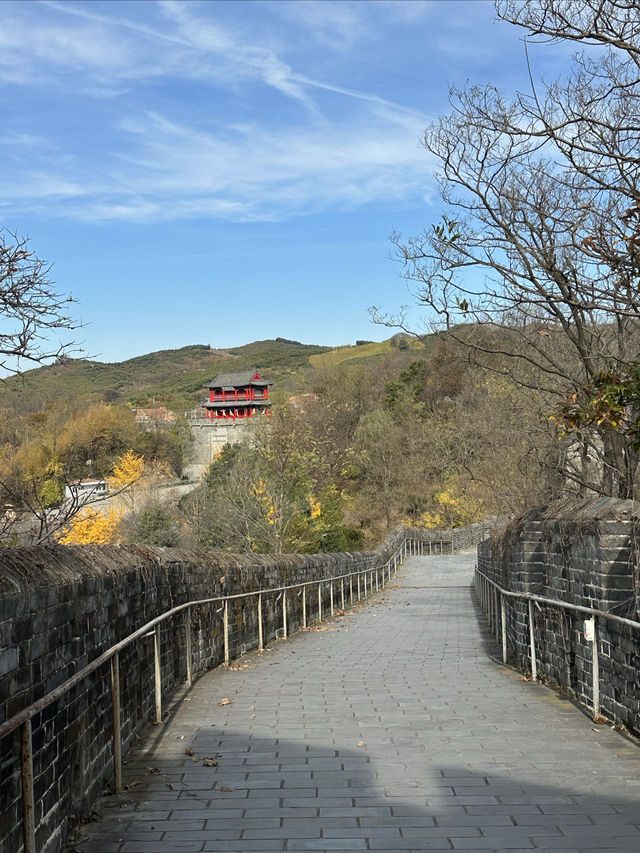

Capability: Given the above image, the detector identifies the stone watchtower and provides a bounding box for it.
[185,369,273,479]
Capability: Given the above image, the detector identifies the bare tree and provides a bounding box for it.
[375,0,640,498]
[0,230,80,374]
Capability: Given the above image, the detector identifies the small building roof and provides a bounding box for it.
[206,369,272,389]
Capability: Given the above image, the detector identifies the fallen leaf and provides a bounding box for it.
[219,785,234,792]
[185,748,195,756]
[521,676,533,682]
[357,741,366,747]
[148,767,161,774]
[218,697,233,706]
[203,758,218,767]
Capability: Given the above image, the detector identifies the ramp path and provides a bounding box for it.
[77,553,640,853]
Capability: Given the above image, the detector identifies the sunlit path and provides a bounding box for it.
[77,553,640,853]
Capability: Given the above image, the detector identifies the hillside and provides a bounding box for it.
[308,336,427,369]
[0,334,442,415]
[1,337,423,414]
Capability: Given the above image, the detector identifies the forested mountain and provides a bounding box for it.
[0,339,334,414]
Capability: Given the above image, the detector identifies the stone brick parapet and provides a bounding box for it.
[477,497,640,735]
[0,519,491,853]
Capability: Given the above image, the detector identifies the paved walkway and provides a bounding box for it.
[77,553,640,853]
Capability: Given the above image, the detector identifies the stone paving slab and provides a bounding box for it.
[75,553,640,853]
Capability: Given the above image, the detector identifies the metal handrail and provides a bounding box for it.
[474,565,640,727]
[475,568,640,630]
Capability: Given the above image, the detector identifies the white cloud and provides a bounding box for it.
[40,105,434,223]
[0,0,442,224]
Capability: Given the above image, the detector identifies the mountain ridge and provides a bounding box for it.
[0,337,422,413]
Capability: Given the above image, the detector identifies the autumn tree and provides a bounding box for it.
[378,0,640,498]
[57,506,123,545]
[182,406,361,554]
[108,449,145,509]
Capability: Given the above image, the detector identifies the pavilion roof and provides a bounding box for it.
[206,369,272,389]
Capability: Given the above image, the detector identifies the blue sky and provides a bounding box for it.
[0,0,571,363]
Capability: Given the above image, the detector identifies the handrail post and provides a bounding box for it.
[185,606,192,686]
[154,624,162,724]
[485,579,490,624]
[349,575,353,604]
[592,616,600,719]
[330,581,334,617]
[111,652,122,794]
[501,593,507,663]
[340,578,345,609]
[364,572,367,598]
[258,593,264,651]
[494,588,500,642]
[302,586,307,628]
[223,599,230,666]
[318,582,322,622]
[21,719,35,853]
[528,599,537,681]
[282,591,288,639]
[375,568,379,591]
[357,574,361,601]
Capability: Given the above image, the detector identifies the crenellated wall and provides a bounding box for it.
[0,521,492,853]
[477,497,640,735]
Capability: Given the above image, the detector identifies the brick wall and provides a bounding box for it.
[477,497,640,736]
[0,521,491,853]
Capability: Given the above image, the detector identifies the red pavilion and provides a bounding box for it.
[203,369,273,420]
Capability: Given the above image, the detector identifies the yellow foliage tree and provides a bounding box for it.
[407,484,484,530]
[57,506,123,544]
[108,450,144,509]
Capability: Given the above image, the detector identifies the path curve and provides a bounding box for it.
[77,553,640,853]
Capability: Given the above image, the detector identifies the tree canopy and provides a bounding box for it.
[379,0,640,498]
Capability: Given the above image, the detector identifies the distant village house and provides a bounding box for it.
[64,479,108,504]
[132,406,177,424]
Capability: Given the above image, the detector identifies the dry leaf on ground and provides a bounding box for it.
[203,758,218,767]
[219,785,234,792]
[218,697,233,706]
[357,741,366,747]
[185,748,195,756]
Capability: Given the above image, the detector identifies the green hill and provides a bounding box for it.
[0,340,332,414]
[0,335,437,415]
